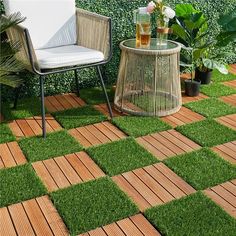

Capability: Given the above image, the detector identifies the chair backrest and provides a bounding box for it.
[3,0,77,50]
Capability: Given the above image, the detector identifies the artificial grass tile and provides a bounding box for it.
[112,116,171,137]
[0,164,47,207]
[87,138,158,176]
[184,98,236,118]
[1,97,42,120]
[19,130,82,162]
[164,148,236,190]
[51,177,138,235]
[0,123,15,144]
[80,87,114,105]
[201,83,236,97]
[145,191,236,236]
[211,69,236,82]
[52,105,107,129]
[176,119,236,147]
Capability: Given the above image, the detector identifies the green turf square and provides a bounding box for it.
[87,138,158,176]
[184,98,236,118]
[0,123,15,144]
[112,116,171,137]
[211,69,236,82]
[51,177,138,235]
[1,97,42,120]
[0,164,47,207]
[52,105,107,129]
[201,83,236,97]
[80,87,114,105]
[164,148,236,190]
[19,130,82,162]
[145,192,236,236]
[176,119,236,147]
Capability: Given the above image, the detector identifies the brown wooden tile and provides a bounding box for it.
[0,195,69,236]
[0,141,27,169]
[94,103,125,117]
[229,64,236,75]
[224,80,236,89]
[45,93,86,112]
[182,92,208,104]
[161,107,205,128]
[212,141,236,165]
[8,114,62,138]
[78,214,161,236]
[32,151,105,192]
[68,121,127,148]
[216,114,236,130]
[136,129,201,161]
[112,163,196,211]
[204,179,236,219]
[219,94,236,107]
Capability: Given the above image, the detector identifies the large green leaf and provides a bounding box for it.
[217,31,236,46]
[202,59,228,74]
[175,4,197,17]
[171,24,189,42]
[218,8,236,32]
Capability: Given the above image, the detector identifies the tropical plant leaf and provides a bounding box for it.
[218,8,236,32]
[0,75,23,88]
[175,4,197,17]
[202,59,228,74]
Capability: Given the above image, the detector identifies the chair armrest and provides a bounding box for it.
[76,8,112,61]
[3,15,39,72]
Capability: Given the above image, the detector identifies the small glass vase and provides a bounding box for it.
[156,19,169,47]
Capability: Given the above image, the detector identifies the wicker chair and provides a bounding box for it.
[3,0,113,138]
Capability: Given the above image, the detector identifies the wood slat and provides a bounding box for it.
[216,114,236,130]
[0,207,17,236]
[220,94,236,107]
[7,141,27,165]
[103,222,126,236]
[94,103,122,117]
[224,80,236,89]
[182,92,208,104]
[116,218,143,236]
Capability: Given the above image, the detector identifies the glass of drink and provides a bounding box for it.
[140,22,151,48]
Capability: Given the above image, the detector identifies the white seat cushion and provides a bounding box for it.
[35,45,104,69]
[3,0,76,49]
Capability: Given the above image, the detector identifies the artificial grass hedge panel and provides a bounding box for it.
[211,69,236,82]
[112,116,172,137]
[87,138,158,176]
[1,97,43,120]
[51,177,138,235]
[0,164,47,207]
[184,98,236,118]
[201,83,236,98]
[52,105,107,129]
[0,123,15,144]
[164,148,236,190]
[19,130,82,162]
[176,119,236,147]
[145,191,236,236]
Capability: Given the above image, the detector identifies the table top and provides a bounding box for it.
[120,39,181,55]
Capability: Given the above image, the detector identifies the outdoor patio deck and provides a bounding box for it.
[0,65,236,235]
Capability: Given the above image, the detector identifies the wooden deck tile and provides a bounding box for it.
[0,141,27,169]
[182,92,208,104]
[45,93,86,112]
[8,114,62,138]
[112,163,196,211]
[68,121,127,148]
[78,214,161,236]
[212,141,236,165]
[136,129,201,161]
[94,103,125,117]
[219,94,236,107]
[216,114,236,130]
[204,179,236,219]
[161,106,205,127]
[224,80,236,89]
[229,64,236,75]
[0,195,69,236]
[32,151,105,192]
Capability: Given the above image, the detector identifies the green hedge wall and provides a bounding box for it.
[1,0,235,101]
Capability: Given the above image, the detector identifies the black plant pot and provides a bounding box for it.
[195,68,213,84]
[185,79,201,97]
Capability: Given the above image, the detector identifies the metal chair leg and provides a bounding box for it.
[74,69,80,96]
[39,75,46,138]
[96,66,113,119]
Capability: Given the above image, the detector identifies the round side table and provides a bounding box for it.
[114,39,182,116]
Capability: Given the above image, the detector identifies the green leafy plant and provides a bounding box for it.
[0,13,25,88]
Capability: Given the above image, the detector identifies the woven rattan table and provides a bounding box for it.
[114,39,182,116]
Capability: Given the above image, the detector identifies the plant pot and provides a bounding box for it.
[185,79,201,97]
[195,68,213,84]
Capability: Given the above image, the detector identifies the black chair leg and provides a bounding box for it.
[96,66,113,119]
[13,86,21,109]
[39,75,46,138]
[74,69,80,96]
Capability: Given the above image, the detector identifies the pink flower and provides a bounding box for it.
[147,1,156,13]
